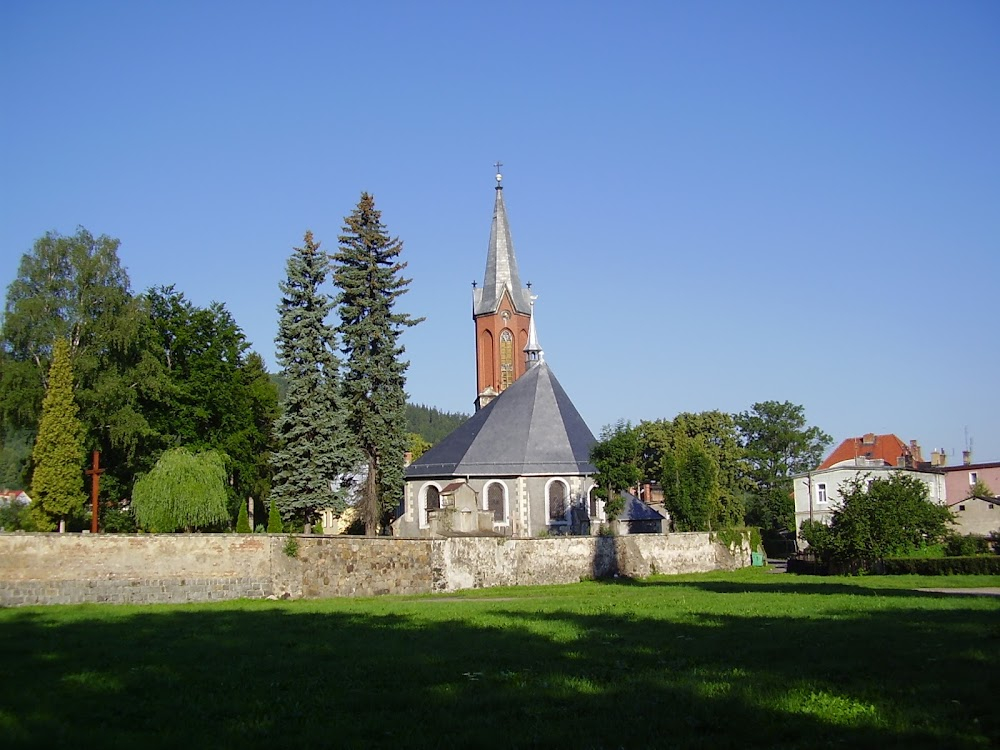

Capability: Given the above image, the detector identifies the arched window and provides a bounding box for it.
[547,479,568,523]
[486,482,506,523]
[499,329,514,390]
[420,483,442,528]
[426,486,441,511]
[589,486,600,520]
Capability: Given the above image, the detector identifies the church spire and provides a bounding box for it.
[472,165,532,316]
[524,295,544,368]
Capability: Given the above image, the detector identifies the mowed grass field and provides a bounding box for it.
[1,568,997,749]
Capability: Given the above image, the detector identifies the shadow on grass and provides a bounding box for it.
[0,588,997,749]
[593,575,995,598]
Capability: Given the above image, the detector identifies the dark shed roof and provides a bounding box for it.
[617,492,666,522]
[406,362,596,478]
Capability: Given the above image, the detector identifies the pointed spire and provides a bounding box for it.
[524,295,543,368]
[472,165,532,316]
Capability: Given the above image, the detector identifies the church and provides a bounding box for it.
[392,169,653,538]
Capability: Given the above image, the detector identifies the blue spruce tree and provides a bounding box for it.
[333,194,422,535]
[270,231,352,528]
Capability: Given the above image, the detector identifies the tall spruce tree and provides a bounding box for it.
[270,231,350,527]
[333,193,422,536]
[30,338,86,532]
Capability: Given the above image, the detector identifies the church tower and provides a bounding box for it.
[472,166,534,410]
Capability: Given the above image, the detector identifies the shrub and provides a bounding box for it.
[0,501,29,531]
[882,556,1000,575]
[804,473,952,567]
[236,501,251,533]
[943,533,991,557]
[266,501,283,533]
[312,521,324,535]
[282,536,299,558]
[101,504,138,534]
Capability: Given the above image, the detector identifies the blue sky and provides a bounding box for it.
[2,1,998,463]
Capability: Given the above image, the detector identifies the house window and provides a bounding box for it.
[817,483,828,504]
[969,472,978,486]
[547,479,568,523]
[958,504,966,512]
[499,329,514,390]
[486,482,506,523]
[589,487,599,519]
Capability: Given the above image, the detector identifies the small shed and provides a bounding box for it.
[614,491,666,535]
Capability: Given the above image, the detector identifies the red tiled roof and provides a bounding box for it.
[819,433,912,470]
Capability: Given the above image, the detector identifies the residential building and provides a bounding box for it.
[940,459,1000,508]
[793,433,946,540]
[949,495,1000,537]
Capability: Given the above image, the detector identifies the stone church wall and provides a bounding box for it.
[0,532,750,607]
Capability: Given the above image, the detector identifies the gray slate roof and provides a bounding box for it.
[406,362,597,478]
[617,492,666,522]
[472,186,533,316]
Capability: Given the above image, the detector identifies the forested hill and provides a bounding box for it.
[269,375,466,444]
[405,404,469,444]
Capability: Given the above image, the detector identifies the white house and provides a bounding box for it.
[793,465,947,541]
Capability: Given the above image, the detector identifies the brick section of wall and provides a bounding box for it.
[0,532,750,607]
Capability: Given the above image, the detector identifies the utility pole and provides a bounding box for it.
[86,450,104,534]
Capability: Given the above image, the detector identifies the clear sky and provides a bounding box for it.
[2,1,998,464]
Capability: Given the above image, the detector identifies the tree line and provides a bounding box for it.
[590,402,833,538]
[0,192,421,535]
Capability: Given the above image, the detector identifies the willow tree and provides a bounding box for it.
[29,338,86,532]
[131,448,229,532]
[333,193,422,535]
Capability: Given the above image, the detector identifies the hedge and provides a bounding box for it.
[788,553,1000,576]
[881,556,1000,576]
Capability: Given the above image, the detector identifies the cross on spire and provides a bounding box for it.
[494,161,503,186]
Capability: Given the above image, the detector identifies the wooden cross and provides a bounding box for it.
[85,450,104,534]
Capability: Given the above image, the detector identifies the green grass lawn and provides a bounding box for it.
[1,568,997,749]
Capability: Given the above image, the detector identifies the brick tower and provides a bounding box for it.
[472,166,535,410]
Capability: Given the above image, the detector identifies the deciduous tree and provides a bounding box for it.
[639,412,747,528]
[736,401,831,534]
[29,339,86,532]
[590,420,643,520]
[333,194,422,536]
[1,228,142,490]
[660,435,723,531]
[131,448,229,532]
[802,472,953,566]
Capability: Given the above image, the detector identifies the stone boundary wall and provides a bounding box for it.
[0,532,750,607]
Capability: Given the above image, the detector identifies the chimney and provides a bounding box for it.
[963,450,972,466]
[909,440,923,463]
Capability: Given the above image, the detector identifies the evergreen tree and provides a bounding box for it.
[1,228,147,495]
[270,231,351,527]
[29,338,86,532]
[333,193,422,536]
[266,500,283,533]
[236,498,251,533]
